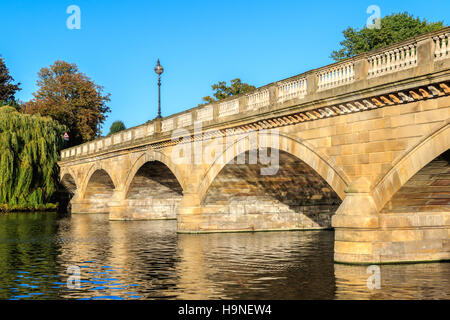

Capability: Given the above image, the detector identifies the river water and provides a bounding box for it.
[0,212,449,300]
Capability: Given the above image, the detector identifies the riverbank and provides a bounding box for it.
[0,203,58,213]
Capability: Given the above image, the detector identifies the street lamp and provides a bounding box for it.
[154,59,164,119]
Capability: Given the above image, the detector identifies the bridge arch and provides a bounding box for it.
[124,149,185,197]
[61,172,77,194]
[122,149,184,220]
[80,163,117,200]
[198,132,349,203]
[59,168,80,193]
[193,132,349,230]
[373,120,450,211]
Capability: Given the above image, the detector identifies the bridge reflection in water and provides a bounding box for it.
[0,213,449,300]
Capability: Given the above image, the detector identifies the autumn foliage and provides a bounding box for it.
[23,61,111,147]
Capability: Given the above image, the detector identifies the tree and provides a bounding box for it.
[331,12,444,62]
[109,121,126,135]
[23,61,111,146]
[0,106,66,210]
[0,57,21,105]
[202,78,256,104]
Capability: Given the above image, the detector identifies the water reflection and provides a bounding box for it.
[0,212,449,299]
[335,263,450,300]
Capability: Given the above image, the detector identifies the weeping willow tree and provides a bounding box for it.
[0,106,66,211]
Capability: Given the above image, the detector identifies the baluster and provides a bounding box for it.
[440,35,447,58]
[371,57,376,76]
[392,50,397,70]
[386,51,391,72]
[446,34,449,57]
[407,46,413,66]
[401,46,407,68]
[410,45,417,65]
[391,50,396,71]
[384,52,390,73]
[438,35,444,58]
[374,55,379,75]
[398,48,404,69]
[394,49,400,70]
[433,37,440,58]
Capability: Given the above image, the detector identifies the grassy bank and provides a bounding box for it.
[0,203,58,213]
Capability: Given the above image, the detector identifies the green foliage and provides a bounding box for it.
[331,12,444,61]
[202,78,256,103]
[109,121,126,135]
[0,99,22,111]
[0,106,66,210]
[0,203,58,213]
[0,57,21,104]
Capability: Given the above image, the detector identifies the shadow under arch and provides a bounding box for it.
[373,120,450,211]
[59,172,78,213]
[124,149,186,197]
[81,168,116,214]
[61,173,77,194]
[197,132,349,203]
[196,132,348,231]
[79,164,117,200]
[122,151,184,220]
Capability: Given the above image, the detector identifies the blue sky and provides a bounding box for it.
[1,0,449,132]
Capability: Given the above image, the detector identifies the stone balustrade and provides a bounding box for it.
[218,99,239,118]
[317,62,354,91]
[61,27,450,160]
[247,88,270,110]
[177,113,192,128]
[434,32,449,61]
[368,44,417,78]
[277,78,307,103]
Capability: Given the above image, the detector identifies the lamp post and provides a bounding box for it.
[154,59,164,119]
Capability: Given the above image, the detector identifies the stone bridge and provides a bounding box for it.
[59,28,450,264]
